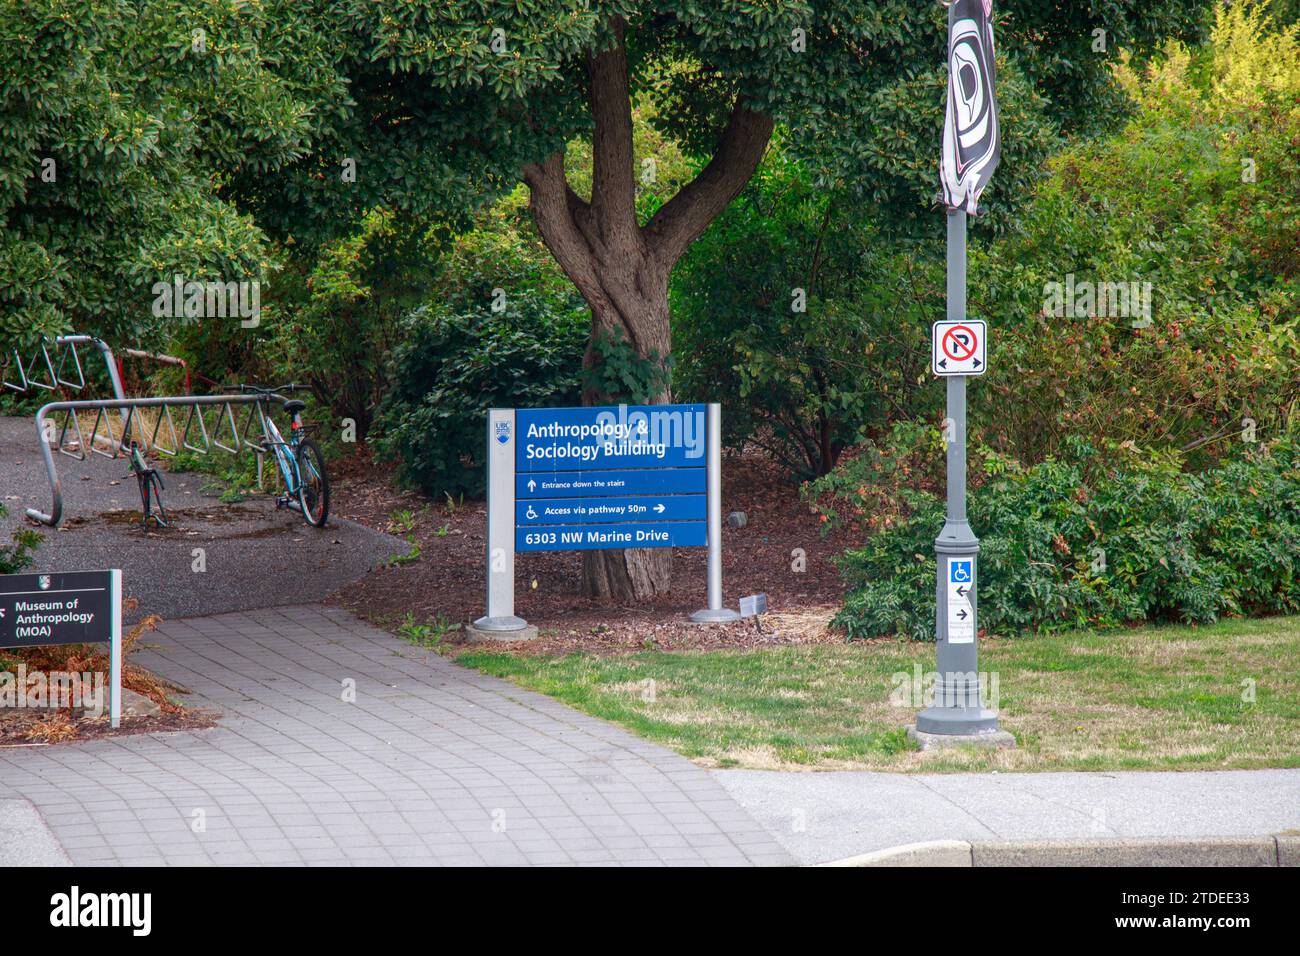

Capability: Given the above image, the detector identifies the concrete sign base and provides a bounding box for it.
[465,621,539,643]
[906,724,1016,751]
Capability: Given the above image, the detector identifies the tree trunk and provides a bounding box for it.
[579,261,675,601]
[521,18,773,603]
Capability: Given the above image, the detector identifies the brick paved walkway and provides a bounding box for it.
[0,606,792,866]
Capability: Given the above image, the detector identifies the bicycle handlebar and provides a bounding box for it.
[220,383,312,395]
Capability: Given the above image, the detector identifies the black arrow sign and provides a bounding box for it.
[956,585,969,597]
[957,609,969,620]
[972,358,982,368]
[938,358,948,368]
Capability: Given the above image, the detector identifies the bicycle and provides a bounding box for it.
[127,440,167,527]
[223,383,331,527]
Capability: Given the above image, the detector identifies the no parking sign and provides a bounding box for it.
[932,319,987,376]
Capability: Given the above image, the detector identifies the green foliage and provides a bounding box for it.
[830,434,1300,640]
[581,326,672,405]
[0,507,40,574]
[220,0,1205,318]
[373,289,588,498]
[970,2,1300,463]
[395,613,458,649]
[385,536,422,567]
[340,0,1198,237]
[673,142,940,478]
[1265,0,1300,24]
[264,208,441,437]
[802,420,949,531]
[0,0,337,343]
[362,177,599,497]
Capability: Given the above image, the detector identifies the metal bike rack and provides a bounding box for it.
[3,334,128,403]
[27,393,283,526]
[4,334,133,442]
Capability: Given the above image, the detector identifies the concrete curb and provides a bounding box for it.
[819,840,972,867]
[820,835,1300,867]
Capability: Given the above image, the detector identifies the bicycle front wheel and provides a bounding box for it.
[295,438,330,527]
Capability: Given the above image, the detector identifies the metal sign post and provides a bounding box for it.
[915,211,1000,739]
[473,408,531,637]
[0,569,123,728]
[690,403,739,623]
[910,0,1013,748]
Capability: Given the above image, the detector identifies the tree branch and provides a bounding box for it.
[643,99,774,266]
[522,152,609,311]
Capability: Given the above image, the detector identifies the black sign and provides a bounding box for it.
[0,570,116,649]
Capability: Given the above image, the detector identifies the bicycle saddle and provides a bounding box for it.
[282,399,307,414]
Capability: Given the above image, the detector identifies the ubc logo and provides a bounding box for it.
[38,575,51,590]
[494,421,511,445]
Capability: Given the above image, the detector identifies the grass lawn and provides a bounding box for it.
[457,615,1300,773]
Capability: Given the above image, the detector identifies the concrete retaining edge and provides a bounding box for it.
[820,835,1300,867]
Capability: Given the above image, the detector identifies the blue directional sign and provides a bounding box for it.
[517,495,705,526]
[517,468,705,500]
[519,522,707,552]
[516,404,708,472]
[513,403,710,553]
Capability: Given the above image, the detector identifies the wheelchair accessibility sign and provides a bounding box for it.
[946,558,975,644]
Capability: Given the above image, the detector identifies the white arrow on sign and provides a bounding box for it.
[654,503,665,514]
[527,479,536,493]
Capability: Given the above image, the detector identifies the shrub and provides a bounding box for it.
[829,434,1300,640]
[672,142,940,479]
[262,208,440,438]
[801,420,951,533]
[367,183,601,497]
[372,290,588,498]
[970,3,1300,464]
[0,508,39,574]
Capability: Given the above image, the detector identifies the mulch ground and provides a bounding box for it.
[0,611,218,746]
[0,708,215,747]
[329,447,859,655]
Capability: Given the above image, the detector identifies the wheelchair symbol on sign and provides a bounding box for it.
[951,561,972,583]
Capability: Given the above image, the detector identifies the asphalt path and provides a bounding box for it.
[0,416,405,623]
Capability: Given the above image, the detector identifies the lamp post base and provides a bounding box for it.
[907,723,1016,751]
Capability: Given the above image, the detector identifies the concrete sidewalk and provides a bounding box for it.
[714,767,1300,865]
[0,605,791,866]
